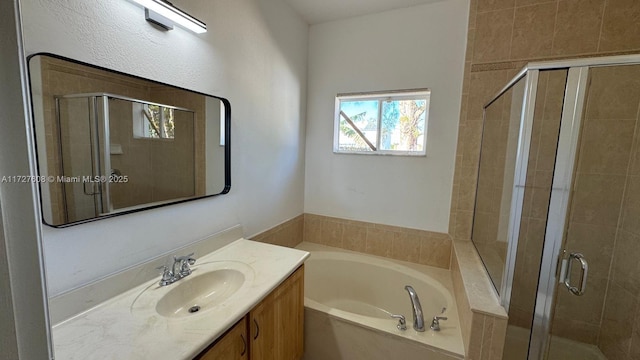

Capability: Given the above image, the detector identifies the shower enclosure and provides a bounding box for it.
[471,54,640,360]
[51,93,196,224]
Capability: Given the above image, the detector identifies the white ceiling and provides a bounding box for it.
[284,0,447,25]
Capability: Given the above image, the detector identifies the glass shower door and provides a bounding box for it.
[543,64,640,360]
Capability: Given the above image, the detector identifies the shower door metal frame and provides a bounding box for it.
[487,70,540,311]
[528,66,589,360]
[484,53,640,359]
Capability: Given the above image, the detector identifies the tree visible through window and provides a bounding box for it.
[334,89,430,155]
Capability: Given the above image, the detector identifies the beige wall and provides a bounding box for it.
[453,0,640,357]
[452,0,640,240]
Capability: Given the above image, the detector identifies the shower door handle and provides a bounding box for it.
[562,252,588,296]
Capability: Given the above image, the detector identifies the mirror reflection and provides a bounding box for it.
[29,54,230,227]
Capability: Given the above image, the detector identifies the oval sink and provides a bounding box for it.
[131,261,255,319]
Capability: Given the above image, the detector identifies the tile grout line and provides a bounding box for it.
[596,0,607,52]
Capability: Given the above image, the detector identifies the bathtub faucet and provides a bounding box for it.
[404,285,425,332]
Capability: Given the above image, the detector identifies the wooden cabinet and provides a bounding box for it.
[196,318,248,360]
[195,265,304,360]
[250,266,304,360]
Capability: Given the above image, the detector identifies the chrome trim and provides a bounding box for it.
[485,53,640,109]
[563,253,588,296]
[58,92,194,112]
[404,285,425,332]
[499,71,538,311]
[528,66,589,360]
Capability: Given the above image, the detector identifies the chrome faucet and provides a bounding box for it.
[404,285,425,332]
[156,253,196,286]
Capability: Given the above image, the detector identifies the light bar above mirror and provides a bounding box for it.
[130,0,207,33]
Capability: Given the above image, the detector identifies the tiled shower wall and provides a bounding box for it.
[570,65,640,359]
[451,0,640,240]
[452,0,640,357]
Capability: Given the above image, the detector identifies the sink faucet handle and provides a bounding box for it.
[175,253,196,277]
[390,314,407,331]
[174,253,195,263]
[156,265,173,286]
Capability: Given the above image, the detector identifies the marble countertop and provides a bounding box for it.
[52,239,309,360]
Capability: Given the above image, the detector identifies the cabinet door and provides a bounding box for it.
[250,265,304,360]
[197,317,248,360]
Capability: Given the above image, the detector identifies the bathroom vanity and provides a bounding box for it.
[51,238,308,359]
[196,266,304,360]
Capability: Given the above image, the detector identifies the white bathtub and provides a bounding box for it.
[297,242,465,360]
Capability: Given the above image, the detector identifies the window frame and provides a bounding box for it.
[333,89,430,156]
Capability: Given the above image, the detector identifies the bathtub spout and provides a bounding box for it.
[404,285,425,332]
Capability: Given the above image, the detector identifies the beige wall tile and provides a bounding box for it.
[552,0,605,56]
[467,70,510,121]
[480,316,495,360]
[569,173,626,227]
[477,0,515,13]
[510,3,557,60]
[577,119,635,176]
[474,9,515,63]
[599,0,640,52]
[251,215,304,248]
[488,318,507,359]
[342,223,367,253]
[611,230,640,295]
[469,0,478,29]
[448,210,457,237]
[459,166,480,211]
[466,29,476,63]
[551,318,600,344]
[584,65,640,120]
[365,227,393,257]
[321,218,344,248]
[391,232,421,263]
[621,176,640,235]
[565,222,615,278]
[555,275,608,326]
[462,121,485,168]
[419,233,453,269]
[515,0,556,6]
[599,282,637,356]
[304,213,323,244]
[455,210,474,240]
[629,125,640,177]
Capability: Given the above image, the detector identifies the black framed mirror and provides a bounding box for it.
[27,53,231,227]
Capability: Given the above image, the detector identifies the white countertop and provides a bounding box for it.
[52,239,309,360]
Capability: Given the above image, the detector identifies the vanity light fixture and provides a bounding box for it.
[130,0,207,34]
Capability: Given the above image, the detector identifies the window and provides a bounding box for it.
[334,89,430,155]
[132,102,175,139]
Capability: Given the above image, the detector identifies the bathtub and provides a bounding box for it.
[297,242,465,360]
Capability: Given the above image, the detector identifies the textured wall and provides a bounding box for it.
[21,0,308,296]
[304,0,469,232]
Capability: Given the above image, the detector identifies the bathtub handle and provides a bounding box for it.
[253,318,260,340]
[430,316,448,331]
[390,314,407,331]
